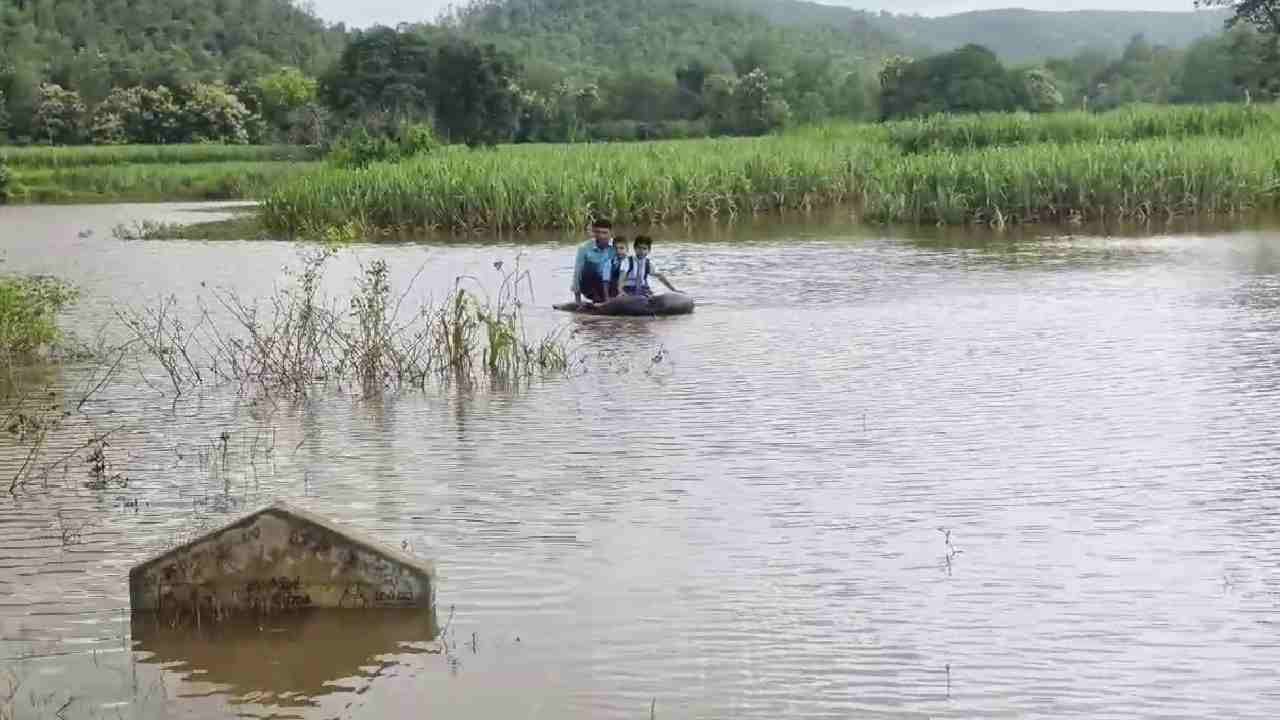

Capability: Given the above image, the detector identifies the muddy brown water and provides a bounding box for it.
[2,203,1280,719]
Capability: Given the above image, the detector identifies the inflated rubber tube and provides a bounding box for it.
[554,292,695,317]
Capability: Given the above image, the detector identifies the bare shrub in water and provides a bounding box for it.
[116,295,205,396]
[205,247,341,395]
[120,250,569,398]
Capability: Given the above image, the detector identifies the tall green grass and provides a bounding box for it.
[0,144,318,169]
[262,136,898,233]
[258,104,1280,234]
[864,135,1280,225]
[11,161,319,202]
[886,104,1280,154]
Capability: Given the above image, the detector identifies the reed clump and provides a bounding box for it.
[259,104,1280,234]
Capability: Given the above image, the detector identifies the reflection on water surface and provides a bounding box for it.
[2,204,1280,719]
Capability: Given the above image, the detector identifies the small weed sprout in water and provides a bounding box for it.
[938,527,963,576]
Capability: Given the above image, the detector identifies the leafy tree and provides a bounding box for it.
[880,46,1024,120]
[1122,34,1156,63]
[0,91,9,139]
[179,83,253,144]
[1023,68,1064,112]
[735,69,790,135]
[833,68,874,120]
[320,27,436,121]
[1045,48,1112,109]
[32,83,84,144]
[1197,1,1280,35]
[1225,26,1280,100]
[733,36,783,77]
[0,62,41,140]
[254,68,319,126]
[703,74,739,134]
[432,38,522,146]
[86,83,253,144]
[1177,31,1246,102]
[599,71,680,125]
[1088,34,1183,110]
[88,107,126,144]
[91,87,174,144]
[0,160,11,202]
[675,60,712,119]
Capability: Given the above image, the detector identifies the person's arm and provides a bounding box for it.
[571,244,585,304]
[652,263,679,293]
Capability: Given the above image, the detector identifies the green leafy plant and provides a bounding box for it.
[0,274,78,361]
[327,123,440,169]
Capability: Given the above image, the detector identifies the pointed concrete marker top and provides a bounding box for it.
[129,501,434,617]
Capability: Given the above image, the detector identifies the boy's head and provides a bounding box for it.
[614,236,630,256]
[634,236,653,258]
[590,218,613,247]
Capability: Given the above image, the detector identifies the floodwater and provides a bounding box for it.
[3,203,1280,719]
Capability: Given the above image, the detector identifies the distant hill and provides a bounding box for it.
[881,8,1230,63]
[721,1,1230,63]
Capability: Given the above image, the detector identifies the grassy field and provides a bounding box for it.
[0,143,320,203]
[862,134,1280,225]
[8,161,318,202]
[0,144,318,169]
[883,103,1280,154]
[260,104,1280,234]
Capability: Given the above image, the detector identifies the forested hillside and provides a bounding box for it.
[445,0,910,78]
[725,0,1230,62]
[0,0,346,131]
[437,0,908,138]
[0,0,1274,150]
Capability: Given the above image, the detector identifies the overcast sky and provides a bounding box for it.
[308,1,1202,28]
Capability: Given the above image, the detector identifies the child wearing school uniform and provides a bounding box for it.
[618,236,680,297]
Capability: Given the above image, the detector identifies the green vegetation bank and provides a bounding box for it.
[261,104,1280,234]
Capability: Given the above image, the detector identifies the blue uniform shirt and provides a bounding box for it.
[572,240,617,293]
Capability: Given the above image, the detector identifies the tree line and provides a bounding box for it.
[879,23,1280,120]
[0,0,1278,147]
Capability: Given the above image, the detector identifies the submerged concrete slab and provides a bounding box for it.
[129,502,434,623]
[131,608,438,695]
